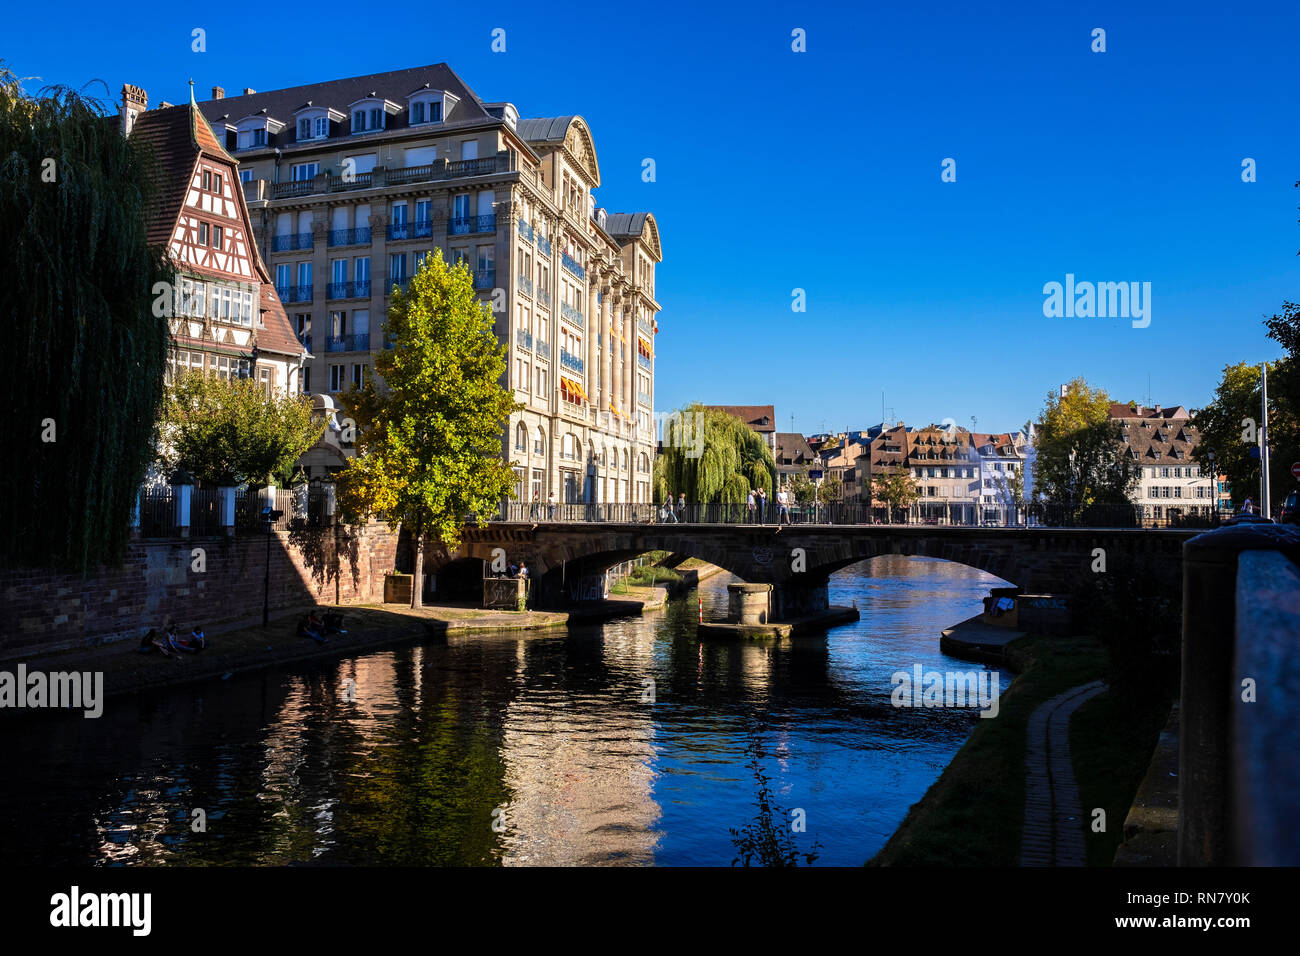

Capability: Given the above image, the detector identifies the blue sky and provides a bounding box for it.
[9,0,1299,434]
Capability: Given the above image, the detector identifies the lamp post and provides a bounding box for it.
[262,503,284,626]
[1206,450,1217,525]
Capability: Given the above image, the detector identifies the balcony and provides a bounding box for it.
[537,288,552,310]
[536,341,551,360]
[328,227,372,246]
[327,280,371,300]
[384,274,410,294]
[637,317,653,335]
[270,180,317,200]
[263,155,516,201]
[537,235,551,257]
[637,354,652,370]
[638,391,652,408]
[447,214,496,236]
[561,252,586,281]
[560,302,585,329]
[560,349,584,374]
[517,218,533,241]
[277,285,312,304]
[271,232,313,252]
[298,333,312,353]
[473,269,495,290]
[517,274,533,297]
[515,329,533,351]
[325,333,370,353]
[387,221,434,241]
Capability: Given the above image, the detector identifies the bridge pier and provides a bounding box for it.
[772,575,830,620]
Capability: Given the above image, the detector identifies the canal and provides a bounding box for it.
[0,555,1008,866]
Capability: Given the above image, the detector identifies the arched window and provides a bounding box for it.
[623,449,629,470]
[534,426,545,456]
[562,433,574,459]
[515,422,527,451]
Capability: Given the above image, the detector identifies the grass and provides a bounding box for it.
[1070,690,1173,866]
[868,634,1108,866]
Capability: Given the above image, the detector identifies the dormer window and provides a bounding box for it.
[235,113,284,150]
[293,104,344,143]
[349,96,400,135]
[405,85,458,127]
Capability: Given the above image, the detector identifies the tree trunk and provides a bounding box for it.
[411,518,424,610]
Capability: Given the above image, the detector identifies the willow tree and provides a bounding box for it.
[653,404,776,505]
[337,252,520,608]
[1,66,173,570]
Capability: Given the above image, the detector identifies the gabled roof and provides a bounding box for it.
[516,114,600,186]
[708,405,776,433]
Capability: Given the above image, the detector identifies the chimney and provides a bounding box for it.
[120,83,148,137]
[243,88,256,95]
[211,86,225,99]
[1154,404,1162,415]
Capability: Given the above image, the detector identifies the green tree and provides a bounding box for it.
[653,404,776,506]
[1032,377,1137,521]
[337,252,520,608]
[871,470,918,521]
[158,373,324,486]
[1,66,173,570]
[788,474,817,505]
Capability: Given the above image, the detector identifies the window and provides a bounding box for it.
[240,169,254,184]
[297,262,312,290]
[534,428,545,456]
[536,367,547,394]
[291,162,318,182]
[1174,487,1182,498]
[251,128,266,147]
[276,263,291,290]
[389,253,407,282]
[202,170,212,190]
[515,423,526,451]
[259,366,272,399]
[298,118,311,140]
[198,222,209,245]
[352,110,367,132]
[315,116,328,139]
[461,140,478,160]
[412,101,425,124]
[212,226,223,250]
[329,364,344,392]
[352,364,365,388]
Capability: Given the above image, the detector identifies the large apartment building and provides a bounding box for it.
[197,64,662,503]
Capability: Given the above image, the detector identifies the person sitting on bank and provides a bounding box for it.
[138,628,174,658]
[517,562,529,579]
[298,610,328,644]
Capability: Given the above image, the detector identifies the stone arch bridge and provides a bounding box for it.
[432,523,1195,618]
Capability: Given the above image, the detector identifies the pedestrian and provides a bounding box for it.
[1239,497,1254,516]
[746,489,756,523]
[756,487,766,525]
[547,490,556,520]
[663,492,678,523]
[777,487,791,525]
[677,492,686,523]
[530,490,540,519]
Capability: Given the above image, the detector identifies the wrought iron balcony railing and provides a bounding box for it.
[516,329,533,351]
[447,215,496,236]
[327,280,371,300]
[473,269,496,290]
[560,302,585,328]
[276,285,313,304]
[560,349,584,374]
[328,227,372,246]
[272,232,313,252]
[561,252,586,280]
[517,274,533,296]
[325,333,371,353]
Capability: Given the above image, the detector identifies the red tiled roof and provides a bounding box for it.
[708,405,776,432]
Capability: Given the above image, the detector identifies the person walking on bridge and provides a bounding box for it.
[746,489,756,523]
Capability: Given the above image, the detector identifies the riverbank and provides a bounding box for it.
[0,590,667,708]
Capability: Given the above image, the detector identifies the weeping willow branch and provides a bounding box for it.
[653,404,777,504]
[0,64,173,570]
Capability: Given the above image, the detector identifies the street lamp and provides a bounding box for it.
[262,504,284,626]
[1206,450,1217,525]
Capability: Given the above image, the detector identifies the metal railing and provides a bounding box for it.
[271,232,313,252]
[560,348,584,373]
[328,227,372,246]
[276,284,313,304]
[325,333,370,352]
[515,329,533,351]
[518,218,533,241]
[561,252,585,280]
[560,302,585,328]
[517,274,533,296]
[537,235,551,257]
[637,354,651,370]
[537,288,552,310]
[270,180,317,199]
[536,341,551,360]
[447,214,496,235]
[327,280,371,299]
[384,274,410,293]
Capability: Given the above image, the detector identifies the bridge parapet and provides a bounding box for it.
[1179,522,1300,865]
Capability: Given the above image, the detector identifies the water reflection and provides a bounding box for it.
[0,555,1006,866]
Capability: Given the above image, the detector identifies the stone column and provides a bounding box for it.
[172,479,193,539]
[218,486,236,535]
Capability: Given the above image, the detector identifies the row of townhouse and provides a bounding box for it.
[188,62,662,504]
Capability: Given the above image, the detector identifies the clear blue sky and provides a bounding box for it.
[9,0,1298,435]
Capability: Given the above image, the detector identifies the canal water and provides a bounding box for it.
[0,555,1008,867]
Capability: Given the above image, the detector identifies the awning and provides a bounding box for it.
[561,376,588,402]
[637,335,653,356]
